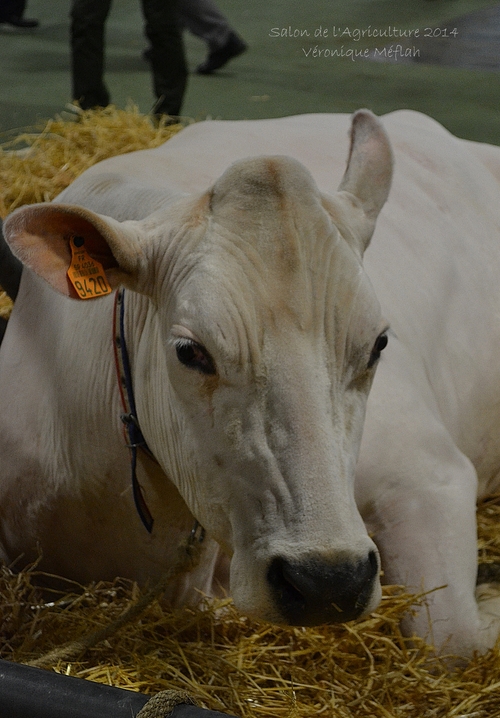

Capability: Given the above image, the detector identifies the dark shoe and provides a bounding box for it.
[1,15,39,28]
[143,47,153,62]
[196,31,247,74]
[73,82,110,110]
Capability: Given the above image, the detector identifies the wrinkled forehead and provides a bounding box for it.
[202,156,375,311]
[207,155,335,275]
[158,155,382,364]
[170,220,378,367]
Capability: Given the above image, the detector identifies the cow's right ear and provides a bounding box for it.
[3,203,146,298]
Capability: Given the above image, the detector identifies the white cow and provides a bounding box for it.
[1,109,500,659]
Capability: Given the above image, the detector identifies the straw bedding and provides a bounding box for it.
[1,107,500,717]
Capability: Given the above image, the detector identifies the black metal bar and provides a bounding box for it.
[0,660,238,718]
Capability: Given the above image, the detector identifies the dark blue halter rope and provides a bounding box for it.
[115,288,155,533]
[114,289,206,544]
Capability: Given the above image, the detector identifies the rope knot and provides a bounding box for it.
[136,689,199,717]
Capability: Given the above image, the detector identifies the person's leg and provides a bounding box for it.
[70,0,112,109]
[0,0,38,26]
[178,0,232,49]
[179,0,246,74]
[141,0,187,117]
[0,0,25,21]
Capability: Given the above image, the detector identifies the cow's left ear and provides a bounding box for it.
[3,203,146,298]
[329,109,393,257]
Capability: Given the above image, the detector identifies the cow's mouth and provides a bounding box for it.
[266,551,379,626]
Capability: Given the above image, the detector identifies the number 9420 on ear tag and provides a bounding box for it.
[67,236,113,299]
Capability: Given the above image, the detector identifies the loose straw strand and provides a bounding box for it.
[26,536,203,670]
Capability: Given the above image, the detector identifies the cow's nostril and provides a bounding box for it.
[267,557,307,615]
[355,549,379,611]
[267,551,379,626]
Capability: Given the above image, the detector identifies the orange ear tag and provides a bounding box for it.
[67,236,113,299]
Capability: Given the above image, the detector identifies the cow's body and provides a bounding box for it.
[1,110,500,657]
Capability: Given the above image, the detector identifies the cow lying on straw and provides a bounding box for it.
[1,109,500,659]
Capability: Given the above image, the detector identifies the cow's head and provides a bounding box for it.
[4,110,393,626]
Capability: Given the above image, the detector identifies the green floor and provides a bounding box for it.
[1,0,500,143]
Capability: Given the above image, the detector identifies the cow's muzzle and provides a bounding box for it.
[266,550,379,626]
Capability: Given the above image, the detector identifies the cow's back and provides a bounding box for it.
[66,108,500,484]
[32,110,500,485]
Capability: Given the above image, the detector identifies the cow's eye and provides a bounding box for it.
[367,332,388,369]
[175,338,216,375]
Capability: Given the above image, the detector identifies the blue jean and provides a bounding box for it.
[71,0,187,115]
[0,0,26,20]
[179,0,233,50]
